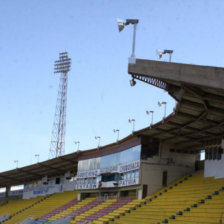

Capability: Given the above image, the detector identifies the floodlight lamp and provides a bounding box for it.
[117,18,126,32]
[156,49,164,59]
[156,49,174,62]
[128,119,135,123]
[164,50,173,54]
[158,101,162,107]
[130,78,136,87]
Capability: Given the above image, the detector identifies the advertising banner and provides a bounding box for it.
[76,184,97,190]
[77,160,140,179]
[118,178,139,187]
[119,160,140,173]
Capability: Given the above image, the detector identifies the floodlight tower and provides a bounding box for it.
[49,52,71,158]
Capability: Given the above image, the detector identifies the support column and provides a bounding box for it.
[5,186,10,201]
[137,188,142,200]
[77,192,81,201]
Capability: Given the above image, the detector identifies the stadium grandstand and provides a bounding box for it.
[0,59,224,224]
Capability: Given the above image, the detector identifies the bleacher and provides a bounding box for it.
[0,190,76,224]
[47,197,95,221]
[0,173,223,224]
[104,173,224,224]
[72,197,135,224]
[0,196,45,223]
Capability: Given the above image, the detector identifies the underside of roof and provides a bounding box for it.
[129,59,224,151]
[0,152,78,188]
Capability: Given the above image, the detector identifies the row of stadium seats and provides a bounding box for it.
[40,198,79,220]
[1,172,223,224]
[105,173,224,224]
[1,190,77,224]
[48,197,95,221]
[0,174,191,223]
[73,197,135,224]
[90,174,191,224]
[0,195,47,223]
[40,195,136,223]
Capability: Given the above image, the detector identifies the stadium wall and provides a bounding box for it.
[204,152,224,179]
[23,179,76,199]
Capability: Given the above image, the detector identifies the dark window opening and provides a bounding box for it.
[55,178,60,184]
[205,147,223,160]
[141,137,159,160]
[101,173,119,182]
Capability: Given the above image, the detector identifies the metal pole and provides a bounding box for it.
[14,160,18,168]
[131,23,137,58]
[164,103,167,118]
[98,138,100,147]
[35,154,39,163]
[151,111,154,125]
[133,120,135,132]
[169,53,172,62]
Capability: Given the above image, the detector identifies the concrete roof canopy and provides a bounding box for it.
[129,59,224,150]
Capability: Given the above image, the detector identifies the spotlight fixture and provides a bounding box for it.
[117,18,139,64]
[14,160,19,169]
[146,110,154,125]
[158,101,167,118]
[35,154,39,163]
[156,49,173,62]
[130,78,136,87]
[74,141,80,151]
[128,119,135,132]
[95,136,101,148]
[113,129,120,142]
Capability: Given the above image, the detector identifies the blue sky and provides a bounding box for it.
[0,0,223,172]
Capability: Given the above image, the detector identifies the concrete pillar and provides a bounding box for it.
[77,192,81,201]
[117,191,120,198]
[5,186,10,201]
[137,188,142,200]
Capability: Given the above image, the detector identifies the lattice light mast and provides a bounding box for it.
[49,52,71,158]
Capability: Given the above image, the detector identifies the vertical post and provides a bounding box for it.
[98,138,100,147]
[169,53,172,62]
[133,120,135,132]
[5,186,10,201]
[151,111,154,125]
[164,103,167,118]
[131,23,137,58]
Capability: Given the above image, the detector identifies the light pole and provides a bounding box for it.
[49,52,71,158]
[74,141,80,151]
[128,119,135,132]
[117,18,139,64]
[146,110,154,125]
[14,160,18,169]
[35,154,39,163]
[157,49,174,62]
[95,136,101,148]
[113,129,120,142]
[158,101,167,119]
